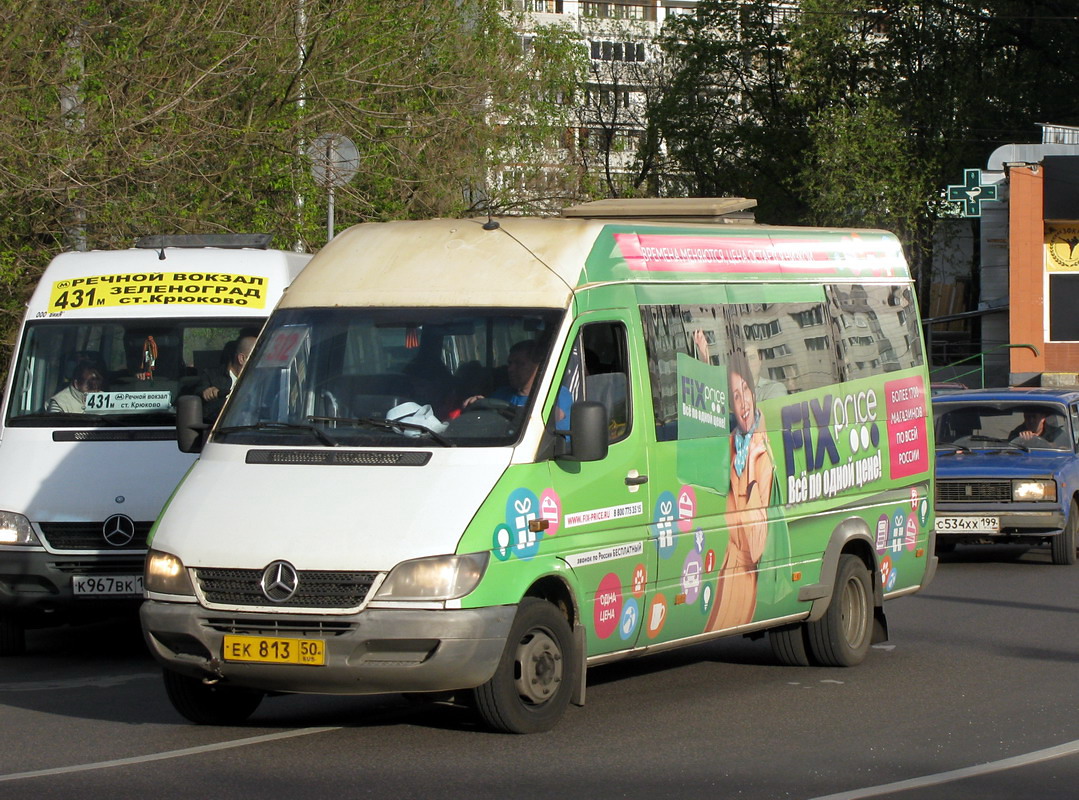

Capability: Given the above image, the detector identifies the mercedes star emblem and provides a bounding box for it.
[260,561,299,603]
[102,514,136,547]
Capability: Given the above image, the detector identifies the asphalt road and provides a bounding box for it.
[1,543,1077,800]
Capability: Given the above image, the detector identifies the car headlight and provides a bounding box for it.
[1012,479,1056,502]
[374,553,489,602]
[0,511,40,546]
[145,549,195,596]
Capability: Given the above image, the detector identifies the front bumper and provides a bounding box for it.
[140,600,517,695]
[0,548,145,619]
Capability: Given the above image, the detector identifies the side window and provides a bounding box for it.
[1071,404,1079,450]
[640,303,730,443]
[827,284,924,381]
[738,301,839,394]
[557,321,631,443]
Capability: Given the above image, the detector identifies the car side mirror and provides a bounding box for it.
[176,394,208,453]
[556,400,608,463]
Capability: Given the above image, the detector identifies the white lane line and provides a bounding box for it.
[0,673,159,692]
[809,739,1079,800]
[0,726,341,783]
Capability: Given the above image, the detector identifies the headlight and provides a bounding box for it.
[0,511,40,546]
[145,549,195,596]
[1012,479,1056,502]
[374,552,489,602]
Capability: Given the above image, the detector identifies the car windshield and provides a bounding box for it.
[215,307,565,448]
[934,401,1073,451]
[6,318,264,427]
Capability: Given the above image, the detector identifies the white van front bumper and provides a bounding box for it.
[140,601,516,695]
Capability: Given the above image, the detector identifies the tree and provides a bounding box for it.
[0,0,580,364]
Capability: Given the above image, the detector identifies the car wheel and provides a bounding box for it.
[163,668,263,725]
[473,598,577,734]
[806,554,873,667]
[0,615,25,657]
[1051,499,1078,566]
[769,623,812,666]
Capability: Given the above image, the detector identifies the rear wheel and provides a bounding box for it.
[162,669,263,725]
[1051,500,1078,566]
[806,554,873,667]
[0,615,25,656]
[473,598,576,734]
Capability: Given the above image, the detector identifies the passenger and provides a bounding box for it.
[194,334,257,420]
[462,339,572,424]
[47,360,105,413]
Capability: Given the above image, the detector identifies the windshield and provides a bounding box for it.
[6,318,264,427]
[934,401,1073,451]
[216,307,566,447]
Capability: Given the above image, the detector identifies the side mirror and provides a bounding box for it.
[176,394,208,453]
[557,400,609,463]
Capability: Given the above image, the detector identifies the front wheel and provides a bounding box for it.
[163,669,264,725]
[806,554,873,667]
[473,598,577,734]
[1051,500,1078,566]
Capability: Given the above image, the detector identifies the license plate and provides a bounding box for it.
[72,574,144,596]
[934,515,1000,533]
[222,635,325,666]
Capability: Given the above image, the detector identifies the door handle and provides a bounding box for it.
[625,474,649,486]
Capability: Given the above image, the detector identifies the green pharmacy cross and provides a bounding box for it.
[947,169,999,217]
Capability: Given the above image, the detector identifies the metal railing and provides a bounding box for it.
[929,343,1040,389]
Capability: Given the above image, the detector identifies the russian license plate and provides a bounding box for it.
[72,575,143,596]
[222,635,325,666]
[934,515,1000,533]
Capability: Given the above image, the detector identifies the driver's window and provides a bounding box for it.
[1071,405,1079,450]
[557,322,631,443]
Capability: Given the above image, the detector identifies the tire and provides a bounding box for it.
[0,616,25,656]
[806,554,873,667]
[473,598,577,734]
[162,668,263,725]
[769,623,812,667]
[1051,500,1078,566]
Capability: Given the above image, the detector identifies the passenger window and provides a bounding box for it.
[827,285,924,381]
[557,322,631,443]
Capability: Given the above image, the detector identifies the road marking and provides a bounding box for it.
[0,673,158,692]
[809,739,1079,799]
[0,726,341,783]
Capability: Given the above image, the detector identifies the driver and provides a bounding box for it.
[1009,409,1064,443]
[462,339,571,423]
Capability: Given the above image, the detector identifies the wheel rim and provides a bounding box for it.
[513,627,563,706]
[840,576,869,649]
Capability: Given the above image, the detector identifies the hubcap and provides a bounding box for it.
[841,576,869,649]
[514,628,563,705]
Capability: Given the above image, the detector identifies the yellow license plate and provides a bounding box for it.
[222,634,325,666]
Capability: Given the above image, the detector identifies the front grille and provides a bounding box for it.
[195,567,378,609]
[49,557,145,574]
[204,617,356,637]
[39,522,152,550]
[936,480,1012,503]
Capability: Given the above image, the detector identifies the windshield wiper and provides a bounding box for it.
[308,415,453,447]
[217,421,338,447]
[937,443,972,454]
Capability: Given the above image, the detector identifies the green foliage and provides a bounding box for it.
[0,0,580,367]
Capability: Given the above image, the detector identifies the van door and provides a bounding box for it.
[544,314,654,656]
